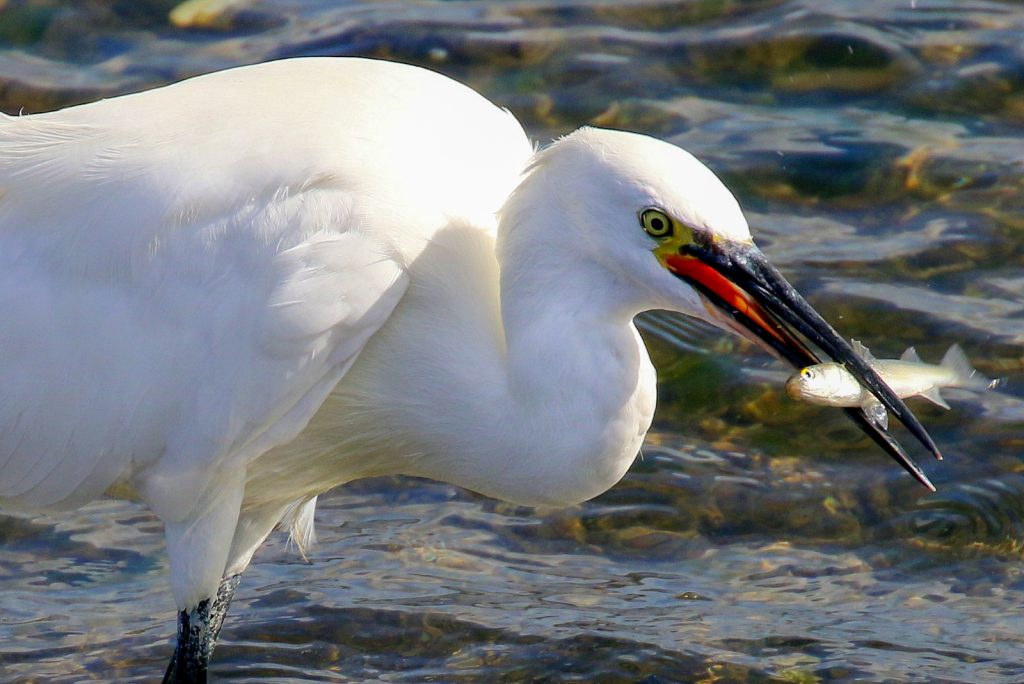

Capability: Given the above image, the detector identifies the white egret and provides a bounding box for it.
[0,57,939,681]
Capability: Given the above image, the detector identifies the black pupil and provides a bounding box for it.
[649,216,665,232]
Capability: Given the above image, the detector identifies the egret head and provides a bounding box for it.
[511,127,938,488]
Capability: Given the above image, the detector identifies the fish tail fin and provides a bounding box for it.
[940,344,994,390]
[900,347,922,363]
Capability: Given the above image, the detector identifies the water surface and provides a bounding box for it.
[2,1,1024,682]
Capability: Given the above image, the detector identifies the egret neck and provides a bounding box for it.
[497,272,656,507]
[485,177,658,509]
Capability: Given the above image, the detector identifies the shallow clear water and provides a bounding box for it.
[2,1,1024,681]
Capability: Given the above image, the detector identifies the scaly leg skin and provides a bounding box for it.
[162,574,242,684]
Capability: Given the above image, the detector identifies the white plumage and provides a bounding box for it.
[0,57,535,606]
[0,58,933,671]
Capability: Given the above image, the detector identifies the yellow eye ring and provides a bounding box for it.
[800,368,812,379]
[640,208,673,238]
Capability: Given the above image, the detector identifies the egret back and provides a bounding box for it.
[0,58,530,524]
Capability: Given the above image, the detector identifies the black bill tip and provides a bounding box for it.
[741,249,944,464]
[667,240,941,490]
[845,407,936,491]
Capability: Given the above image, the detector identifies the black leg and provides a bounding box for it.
[162,574,241,683]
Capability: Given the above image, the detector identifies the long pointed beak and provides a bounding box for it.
[664,239,940,491]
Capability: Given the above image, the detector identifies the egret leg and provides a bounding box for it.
[162,573,241,684]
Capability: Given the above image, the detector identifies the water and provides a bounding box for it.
[2,1,1024,681]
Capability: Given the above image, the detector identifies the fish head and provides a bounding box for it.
[786,364,865,406]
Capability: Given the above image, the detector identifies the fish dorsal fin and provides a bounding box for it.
[864,398,888,430]
[940,344,992,390]
[851,339,876,363]
[920,386,951,410]
[900,347,921,363]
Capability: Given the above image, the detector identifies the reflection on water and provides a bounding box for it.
[2,1,1024,682]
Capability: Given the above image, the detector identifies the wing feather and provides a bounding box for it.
[0,57,528,518]
[0,176,407,515]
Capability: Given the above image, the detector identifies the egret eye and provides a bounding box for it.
[640,208,673,238]
[800,368,813,379]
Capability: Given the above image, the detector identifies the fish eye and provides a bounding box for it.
[800,368,813,379]
[640,208,673,238]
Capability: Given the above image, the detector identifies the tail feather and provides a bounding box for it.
[283,496,318,561]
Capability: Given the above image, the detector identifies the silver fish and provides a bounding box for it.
[786,341,998,429]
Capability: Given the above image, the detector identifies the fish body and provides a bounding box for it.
[786,342,995,428]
